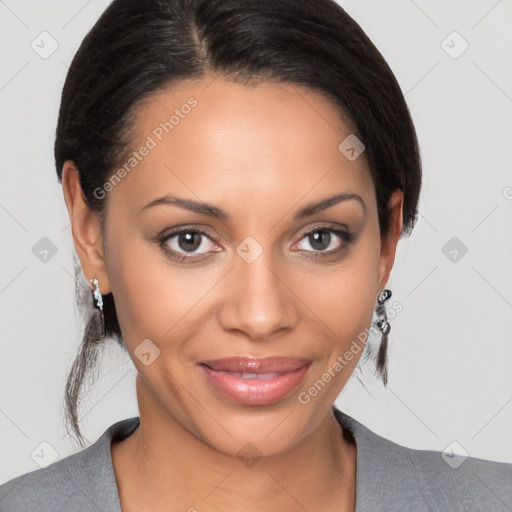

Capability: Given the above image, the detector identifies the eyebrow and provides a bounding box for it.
[141,192,366,219]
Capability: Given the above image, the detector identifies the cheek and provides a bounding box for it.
[105,225,169,342]
[105,226,217,348]
[310,229,381,355]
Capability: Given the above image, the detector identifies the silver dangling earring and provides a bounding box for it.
[90,278,106,337]
[376,289,392,333]
[374,288,392,385]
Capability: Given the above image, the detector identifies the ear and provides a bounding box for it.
[61,160,111,294]
[377,189,404,292]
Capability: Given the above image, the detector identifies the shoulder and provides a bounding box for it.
[0,417,140,512]
[333,407,512,512]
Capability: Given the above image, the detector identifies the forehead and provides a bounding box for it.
[113,76,374,216]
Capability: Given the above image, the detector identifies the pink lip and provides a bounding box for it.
[198,357,311,405]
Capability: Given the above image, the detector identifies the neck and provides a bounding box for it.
[111,378,357,512]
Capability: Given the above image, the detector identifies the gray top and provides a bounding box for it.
[1,407,511,511]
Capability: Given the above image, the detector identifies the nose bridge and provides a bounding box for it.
[218,237,297,340]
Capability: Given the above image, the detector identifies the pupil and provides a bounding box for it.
[310,231,330,251]
[179,232,201,252]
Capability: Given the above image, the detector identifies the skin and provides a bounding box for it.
[62,75,403,512]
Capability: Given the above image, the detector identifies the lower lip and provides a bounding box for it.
[198,363,311,406]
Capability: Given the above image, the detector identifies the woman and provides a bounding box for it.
[1,0,511,510]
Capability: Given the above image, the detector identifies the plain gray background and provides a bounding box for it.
[1,0,511,483]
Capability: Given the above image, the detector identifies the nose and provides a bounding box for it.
[217,249,299,342]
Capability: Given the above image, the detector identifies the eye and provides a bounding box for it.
[159,227,220,260]
[295,225,355,255]
[158,223,355,263]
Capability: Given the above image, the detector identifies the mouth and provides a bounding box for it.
[198,356,312,406]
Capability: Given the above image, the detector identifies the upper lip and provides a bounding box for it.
[199,357,311,374]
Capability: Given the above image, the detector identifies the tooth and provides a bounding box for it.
[240,372,280,379]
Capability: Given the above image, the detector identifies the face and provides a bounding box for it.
[64,76,403,457]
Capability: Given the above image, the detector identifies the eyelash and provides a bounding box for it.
[158,224,355,262]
